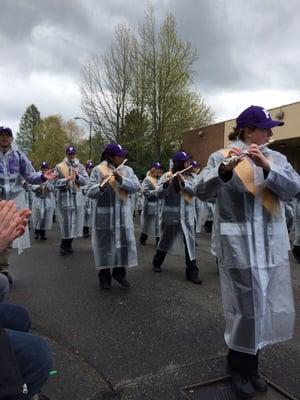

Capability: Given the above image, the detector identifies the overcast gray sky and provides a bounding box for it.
[1,0,300,134]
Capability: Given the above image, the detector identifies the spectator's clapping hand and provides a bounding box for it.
[0,201,31,252]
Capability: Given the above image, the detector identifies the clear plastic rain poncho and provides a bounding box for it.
[82,185,93,228]
[0,144,45,253]
[54,158,89,239]
[157,172,195,259]
[294,196,300,247]
[31,180,55,230]
[141,172,160,238]
[87,161,141,270]
[195,140,300,354]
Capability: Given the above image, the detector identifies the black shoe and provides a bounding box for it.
[59,247,68,256]
[66,247,74,254]
[34,229,40,239]
[113,277,131,288]
[153,265,162,273]
[99,280,112,290]
[40,236,47,240]
[1,271,13,284]
[186,272,203,284]
[230,372,255,399]
[249,375,268,392]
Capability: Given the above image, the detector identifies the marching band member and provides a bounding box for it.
[87,143,141,290]
[0,126,55,283]
[54,146,89,255]
[31,162,55,240]
[152,151,202,284]
[194,105,300,398]
[82,160,94,238]
[140,162,162,246]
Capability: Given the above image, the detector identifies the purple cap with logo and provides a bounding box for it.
[66,146,76,155]
[190,160,200,167]
[236,105,284,129]
[104,143,128,157]
[40,161,49,169]
[86,160,94,169]
[151,162,162,169]
[172,151,190,162]
[0,126,13,136]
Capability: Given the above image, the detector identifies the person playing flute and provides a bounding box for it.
[54,146,89,255]
[194,105,300,398]
[140,162,163,246]
[31,161,55,240]
[87,143,141,290]
[152,151,202,284]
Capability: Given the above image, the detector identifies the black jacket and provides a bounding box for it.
[0,325,27,399]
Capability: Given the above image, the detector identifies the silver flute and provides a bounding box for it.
[223,139,275,166]
[165,164,193,182]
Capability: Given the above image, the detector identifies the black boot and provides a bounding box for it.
[152,249,167,273]
[59,239,68,256]
[40,229,47,240]
[204,220,213,233]
[66,238,74,254]
[186,260,202,284]
[98,269,112,290]
[292,245,300,263]
[112,267,130,288]
[83,226,89,238]
[139,232,148,245]
[249,375,267,392]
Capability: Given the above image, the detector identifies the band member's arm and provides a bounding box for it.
[142,179,158,199]
[264,156,300,200]
[53,167,68,189]
[194,152,235,200]
[86,169,104,198]
[75,165,89,186]
[19,153,45,184]
[118,168,141,194]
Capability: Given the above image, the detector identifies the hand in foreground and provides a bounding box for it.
[247,144,270,171]
[0,201,31,252]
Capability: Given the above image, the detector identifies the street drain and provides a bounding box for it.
[180,376,298,400]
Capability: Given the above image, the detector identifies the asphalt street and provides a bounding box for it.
[8,218,300,400]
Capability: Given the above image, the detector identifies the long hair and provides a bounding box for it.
[228,126,256,141]
[171,160,185,174]
[171,160,186,193]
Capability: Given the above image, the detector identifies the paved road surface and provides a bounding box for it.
[8,220,300,399]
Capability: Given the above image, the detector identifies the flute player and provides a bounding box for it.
[152,151,202,284]
[87,143,141,290]
[194,105,300,398]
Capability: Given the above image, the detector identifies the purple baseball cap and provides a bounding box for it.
[0,126,13,136]
[151,162,162,169]
[190,160,200,167]
[104,143,128,157]
[66,146,76,155]
[86,160,94,169]
[41,161,49,169]
[172,151,190,162]
[236,105,284,130]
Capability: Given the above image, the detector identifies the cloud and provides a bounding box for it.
[0,0,299,133]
